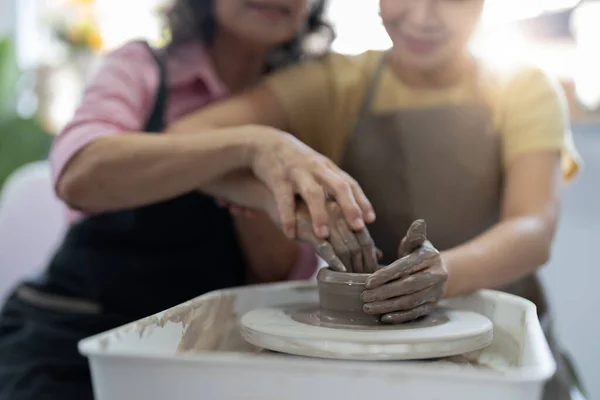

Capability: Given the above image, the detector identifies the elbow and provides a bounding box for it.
[55,150,104,212]
[512,226,552,276]
[506,201,558,271]
[56,163,95,211]
[56,167,88,209]
[533,242,552,269]
[506,213,556,272]
[530,219,556,270]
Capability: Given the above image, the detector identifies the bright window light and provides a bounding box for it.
[327,0,390,54]
[94,0,163,51]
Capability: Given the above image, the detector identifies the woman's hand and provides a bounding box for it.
[215,196,380,273]
[249,129,375,239]
[361,220,448,324]
[294,200,380,273]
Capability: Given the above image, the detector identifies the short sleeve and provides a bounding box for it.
[501,67,582,180]
[49,41,159,188]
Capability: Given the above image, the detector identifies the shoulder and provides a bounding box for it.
[480,61,568,126]
[477,60,565,109]
[99,41,156,70]
[478,61,569,137]
[90,41,158,87]
[478,61,580,178]
[80,41,162,112]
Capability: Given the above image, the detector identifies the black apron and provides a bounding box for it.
[0,42,247,400]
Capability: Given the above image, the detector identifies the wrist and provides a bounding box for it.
[227,127,263,169]
[244,125,286,167]
[441,250,460,298]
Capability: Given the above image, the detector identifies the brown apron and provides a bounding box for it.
[340,55,586,400]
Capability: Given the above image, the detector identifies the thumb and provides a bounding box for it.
[398,219,427,257]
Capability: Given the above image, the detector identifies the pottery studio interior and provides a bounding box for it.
[0,0,599,399]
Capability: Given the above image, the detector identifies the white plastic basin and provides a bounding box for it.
[79,283,556,400]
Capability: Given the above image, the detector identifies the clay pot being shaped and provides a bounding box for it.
[317,268,381,326]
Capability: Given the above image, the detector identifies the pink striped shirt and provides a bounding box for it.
[49,40,317,280]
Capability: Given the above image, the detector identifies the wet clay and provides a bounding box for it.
[291,305,448,331]
[316,267,448,329]
[317,267,379,325]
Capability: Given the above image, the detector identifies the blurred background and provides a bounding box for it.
[0,0,598,397]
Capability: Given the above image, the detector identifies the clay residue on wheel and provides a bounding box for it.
[176,294,237,352]
[135,292,248,353]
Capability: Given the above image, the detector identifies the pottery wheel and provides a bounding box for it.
[240,304,493,360]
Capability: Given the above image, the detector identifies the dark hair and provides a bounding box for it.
[164,0,334,71]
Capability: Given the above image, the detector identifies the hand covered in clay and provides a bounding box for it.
[361,220,448,324]
[296,200,380,273]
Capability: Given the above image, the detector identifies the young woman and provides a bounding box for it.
[168,0,586,398]
[0,1,378,399]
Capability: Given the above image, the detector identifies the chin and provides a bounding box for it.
[391,45,455,72]
[392,51,441,70]
[245,29,297,48]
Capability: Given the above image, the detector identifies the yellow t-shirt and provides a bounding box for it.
[266,51,581,179]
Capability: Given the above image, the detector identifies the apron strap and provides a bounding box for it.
[139,41,168,133]
[356,52,388,121]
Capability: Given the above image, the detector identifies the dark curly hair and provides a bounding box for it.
[164,0,334,71]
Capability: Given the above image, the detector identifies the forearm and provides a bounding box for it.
[442,215,555,298]
[200,170,279,222]
[201,172,308,282]
[57,130,256,212]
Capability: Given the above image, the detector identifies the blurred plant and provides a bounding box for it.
[45,0,103,54]
[55,18,103,53]
[0,38,52,192]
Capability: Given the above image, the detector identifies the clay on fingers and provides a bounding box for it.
[362,280,443,315]
[380,302,437,324]
[398,219,427,257]
[326,201,379,273]
[316,242,347,272]
[362,270,438,303]
[364,246,438,289]
[296,207,347,272]
[354,229,378,273]
[327,202,361,272]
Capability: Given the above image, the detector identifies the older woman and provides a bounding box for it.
[0,1,380,399]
